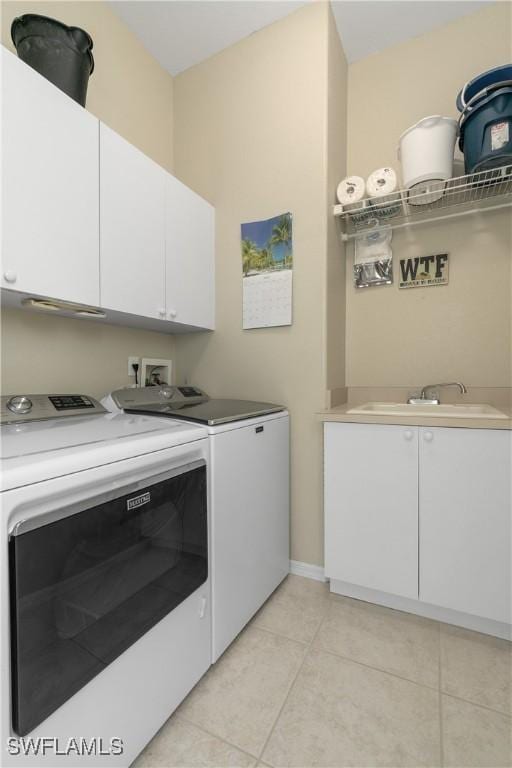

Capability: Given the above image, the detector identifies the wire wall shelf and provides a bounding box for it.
[334,165,512,241]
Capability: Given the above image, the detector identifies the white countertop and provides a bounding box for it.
[318,403,512,430]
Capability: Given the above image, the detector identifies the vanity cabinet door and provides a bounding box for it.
[419,427,511,624]
[324,423,419,599]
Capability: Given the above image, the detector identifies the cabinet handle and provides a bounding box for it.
[424,431,434,442]
[3,271,17,284]
[169,309,177,319]
[404,430,414,441]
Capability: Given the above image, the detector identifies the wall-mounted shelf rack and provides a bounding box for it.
[334,165,512,241]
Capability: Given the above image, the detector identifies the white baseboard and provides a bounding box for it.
[330,579,511,641]
[289,560,326,582]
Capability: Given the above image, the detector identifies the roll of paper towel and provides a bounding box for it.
[337,176,365,206]
[366,167,398,198]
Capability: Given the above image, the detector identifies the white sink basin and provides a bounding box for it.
[347,402,509,419]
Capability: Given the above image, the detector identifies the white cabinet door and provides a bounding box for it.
[211,416,289,661]
[419,427,511,624]
[1,48,99,305]
[324,423,419,598]
[165,175,215,329]
[100,123,165,319]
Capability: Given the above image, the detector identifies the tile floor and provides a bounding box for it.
[134,575,511,768]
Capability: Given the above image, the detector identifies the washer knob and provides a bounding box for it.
[160,387,173,399]
[7,396,33,414]
[3,271,17,284]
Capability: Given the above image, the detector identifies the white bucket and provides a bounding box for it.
[398,116,458,202]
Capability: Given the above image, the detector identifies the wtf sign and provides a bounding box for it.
[399,253,449,289]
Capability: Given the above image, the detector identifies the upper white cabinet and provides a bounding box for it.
[324,422,419,599]
[1,47,100,306]
[99,123,166,320]
[100,123,215,330]
[419,427,511,624]
[166,176,215,330]
[2,48,215,331]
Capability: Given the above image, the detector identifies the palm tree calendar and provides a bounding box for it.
[241,213,293,330]
[241,213,293,276]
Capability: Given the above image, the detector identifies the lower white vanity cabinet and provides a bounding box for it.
[419,427,511,624]
[324,422,511,632]
[324,423,419,599]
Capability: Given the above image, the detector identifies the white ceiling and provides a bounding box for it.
[109,0,493,76]
[331,1,491,63]
[108,1,309,76]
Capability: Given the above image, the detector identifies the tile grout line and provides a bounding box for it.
[439,624,512,719]
[440,691,512,720]
[310,626,511,720]
[175,712,260,762]
[255,606,442,693]
[255,601,511,719]
[174,610,326,763]
[173,590,328,763]
[312,644,441,693]
[251,622,310,647]
[255,601,331,764]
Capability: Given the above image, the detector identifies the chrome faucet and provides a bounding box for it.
[408,382,467,405]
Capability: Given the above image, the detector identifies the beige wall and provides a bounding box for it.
[1,0,176,397]
[1,308,177,398]
[346,2,512,393]
[173,3,345,566]
[326,8,347,398]
[1,0,174,170]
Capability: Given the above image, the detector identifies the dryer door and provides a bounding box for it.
[9,461,207,736]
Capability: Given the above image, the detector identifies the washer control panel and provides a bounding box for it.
[48,395,95,411]
[1,394,106,424]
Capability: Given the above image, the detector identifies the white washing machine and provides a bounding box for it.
[1,393,210,766]
[103,386,290,662]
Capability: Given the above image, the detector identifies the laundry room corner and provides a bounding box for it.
[171,2,348,568]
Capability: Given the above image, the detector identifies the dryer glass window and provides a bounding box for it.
[9,463,207,736]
